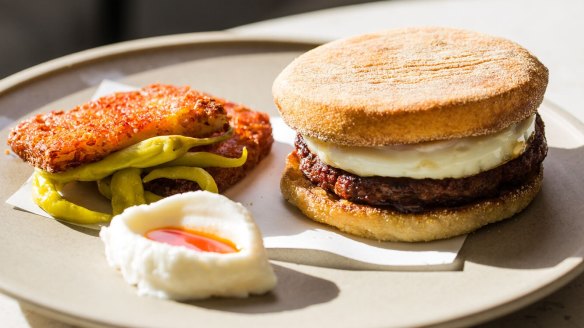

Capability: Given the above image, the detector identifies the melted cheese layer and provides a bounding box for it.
[303,115,536,179]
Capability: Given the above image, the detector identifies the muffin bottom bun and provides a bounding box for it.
[280,152,543,242]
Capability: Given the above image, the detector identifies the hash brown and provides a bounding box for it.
[8,84,229,173]
[144,99,273,195]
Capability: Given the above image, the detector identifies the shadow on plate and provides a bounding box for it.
[460,146,584,270]
[62,222,101,237]
[19,303,77,328]
[269,247,464,272]
[189,263,339,313]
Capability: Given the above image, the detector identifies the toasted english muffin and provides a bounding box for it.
[273,27,548,242]
[273,27,548,147]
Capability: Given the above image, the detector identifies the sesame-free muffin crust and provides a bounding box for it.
[273,27,548,146]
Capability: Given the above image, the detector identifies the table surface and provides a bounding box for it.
[2,0,583,326]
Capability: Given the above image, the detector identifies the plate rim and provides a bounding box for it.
[0,31,324,97]
[1,32,583,328]
[0,31,324,328]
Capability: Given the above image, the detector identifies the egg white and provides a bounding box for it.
[304,114,536,179]
[99,191,277,300]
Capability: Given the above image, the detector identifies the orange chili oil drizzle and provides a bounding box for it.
[145,227,238,254]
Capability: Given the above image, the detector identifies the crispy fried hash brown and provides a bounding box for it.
[144,100,274,195]
[7,84,229,173]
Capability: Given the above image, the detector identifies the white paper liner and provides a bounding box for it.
[5,80,466,270]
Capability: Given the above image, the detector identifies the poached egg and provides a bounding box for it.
[100,191,277,300]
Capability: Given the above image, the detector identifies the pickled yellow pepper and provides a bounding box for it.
[31,130,247,225]
[143,167,219,194]
[32,170,112,225]
[110,168,146,215]
[45,133,232,183]
[98,176,162,204]
[161,147,247,168]
[97,177,112,199]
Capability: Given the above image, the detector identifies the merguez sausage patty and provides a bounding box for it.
[295,115,547,213]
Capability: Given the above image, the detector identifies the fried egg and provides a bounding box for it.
[99,191,277,300]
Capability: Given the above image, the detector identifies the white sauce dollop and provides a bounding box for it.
[304,115,536,179]
[99,191,277,300]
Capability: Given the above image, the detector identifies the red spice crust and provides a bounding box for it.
[144,99,273,194]
[7,84,229,173]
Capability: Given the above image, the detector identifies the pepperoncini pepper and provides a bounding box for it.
[110,168,146,215]
[143,167,219,194]
[44,133,232,183]
[161,147,247,168]
[31,131,247,226]
[32,170,112,225]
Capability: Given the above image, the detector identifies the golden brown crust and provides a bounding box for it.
[144,100,274,195]
[273,27,549,146]
[281,152,543,242]
[204,100,274,191]
[7,84,229,173]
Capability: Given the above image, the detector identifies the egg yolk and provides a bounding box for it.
[145,227,238,254]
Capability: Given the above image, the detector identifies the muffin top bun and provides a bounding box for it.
[272,27,548,146]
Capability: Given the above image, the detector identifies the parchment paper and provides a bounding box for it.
[6,80,466,270]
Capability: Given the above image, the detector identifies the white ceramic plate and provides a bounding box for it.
[1,33,584,328]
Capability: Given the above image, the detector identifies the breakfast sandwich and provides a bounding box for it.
[273,27,548,242]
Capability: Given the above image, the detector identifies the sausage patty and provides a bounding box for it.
[295,115,547,213]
